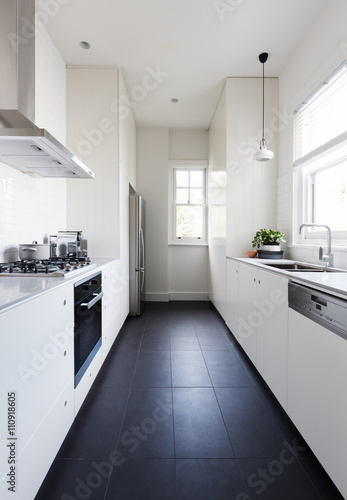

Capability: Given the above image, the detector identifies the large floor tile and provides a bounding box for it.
[115,387,174,458]
[35,458,110,500]
[105,459,175,500]
[94,350,138,388]
[298,458,345,500]
[197,332,231,350]
[132,350,171,387]
[176,459,246,500]
[173,388,234,458]
[111,329,143,351]
[171,351,211,387]
[170,335,201,351]
[57,387,129,459]
[215,387,289,458]
[140,330,171,350]
[238,457,322,500]
[204,350,253,387]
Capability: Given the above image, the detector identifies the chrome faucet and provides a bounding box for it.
[299,223,334,267]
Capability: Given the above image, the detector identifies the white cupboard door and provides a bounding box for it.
[237,264,257,364]
[226,259,239,336]
[256,271,288,409]
[288,308,347,498]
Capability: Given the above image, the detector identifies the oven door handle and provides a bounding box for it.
[80,291,103,309]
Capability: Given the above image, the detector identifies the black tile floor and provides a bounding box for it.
[35,301,344,500]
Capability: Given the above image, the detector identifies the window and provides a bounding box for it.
[294,62,347,243]
[169,164,207,244]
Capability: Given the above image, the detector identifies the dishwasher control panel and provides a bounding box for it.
[288,282,347,340]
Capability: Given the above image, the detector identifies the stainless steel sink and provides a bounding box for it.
[262,262,343,272]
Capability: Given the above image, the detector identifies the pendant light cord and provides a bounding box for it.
[262,61,265,141]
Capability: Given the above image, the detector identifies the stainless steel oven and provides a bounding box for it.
[74,272,103,387]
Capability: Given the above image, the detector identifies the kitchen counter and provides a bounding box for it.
[229,257,347,299]
[0,258,117,312]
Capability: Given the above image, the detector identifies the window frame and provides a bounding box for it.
[168,161,208,246]
[293,62,347,247]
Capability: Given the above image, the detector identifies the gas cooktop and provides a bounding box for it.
[0,257,96,277]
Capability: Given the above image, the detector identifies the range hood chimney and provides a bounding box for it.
[0,0,95,179]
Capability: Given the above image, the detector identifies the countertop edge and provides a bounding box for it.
[228,256,347,299]
[0,258,118,314]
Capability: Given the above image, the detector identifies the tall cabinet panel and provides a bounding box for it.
[208,77,279,320]
[66,67,136,321]
[208,86,227,317]
[66,67,120,259]
[226,78,278,258]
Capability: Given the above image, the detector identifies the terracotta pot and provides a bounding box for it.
[247,251,257,258]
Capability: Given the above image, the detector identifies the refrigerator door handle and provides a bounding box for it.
[139,227,145,292]
[140,227,145,270]
[140,269,145,292]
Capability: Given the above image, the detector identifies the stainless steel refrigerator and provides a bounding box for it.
[129,194,146,315]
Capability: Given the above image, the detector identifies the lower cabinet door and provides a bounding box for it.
[288,308,347,498]
[0,379,74,500]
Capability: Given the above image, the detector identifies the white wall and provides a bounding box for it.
[278,0,347,268]
[169,129,209,301]
[137,128,209,301]
[0,26,66,263]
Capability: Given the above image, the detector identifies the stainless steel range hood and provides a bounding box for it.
[0,0,95,179]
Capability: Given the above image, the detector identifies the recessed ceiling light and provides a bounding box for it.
[79,41,91,50]
[171,98,179,103]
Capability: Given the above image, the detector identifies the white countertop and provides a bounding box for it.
[229,257,347,299]
[0,258,116,313]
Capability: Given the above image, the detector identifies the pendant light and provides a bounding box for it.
[253,52,274,162]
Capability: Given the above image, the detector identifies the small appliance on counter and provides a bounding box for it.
[54,231,88,258]
[0,231,94,277]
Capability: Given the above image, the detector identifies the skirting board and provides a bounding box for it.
[145,292,170,302]
[145,292,209,302]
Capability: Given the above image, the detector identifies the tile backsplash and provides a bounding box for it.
[0,162,66,262]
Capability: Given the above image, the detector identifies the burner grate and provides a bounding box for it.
[0,257,95,277]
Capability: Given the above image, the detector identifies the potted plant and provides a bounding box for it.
[252,229,285,258]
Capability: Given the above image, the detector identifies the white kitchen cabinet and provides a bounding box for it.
[288,308,347,498]
[0,283,74,500]
[234,261,288,408]
[66,67,120,259]
[255,269,288,409]
[226,258,238,335]
[237,263,258,364]
[208,78,279,318]
[7,379,73,500]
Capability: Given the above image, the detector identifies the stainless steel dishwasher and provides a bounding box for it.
[288,281,347,340]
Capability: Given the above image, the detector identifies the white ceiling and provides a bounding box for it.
[44,0,330,129]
